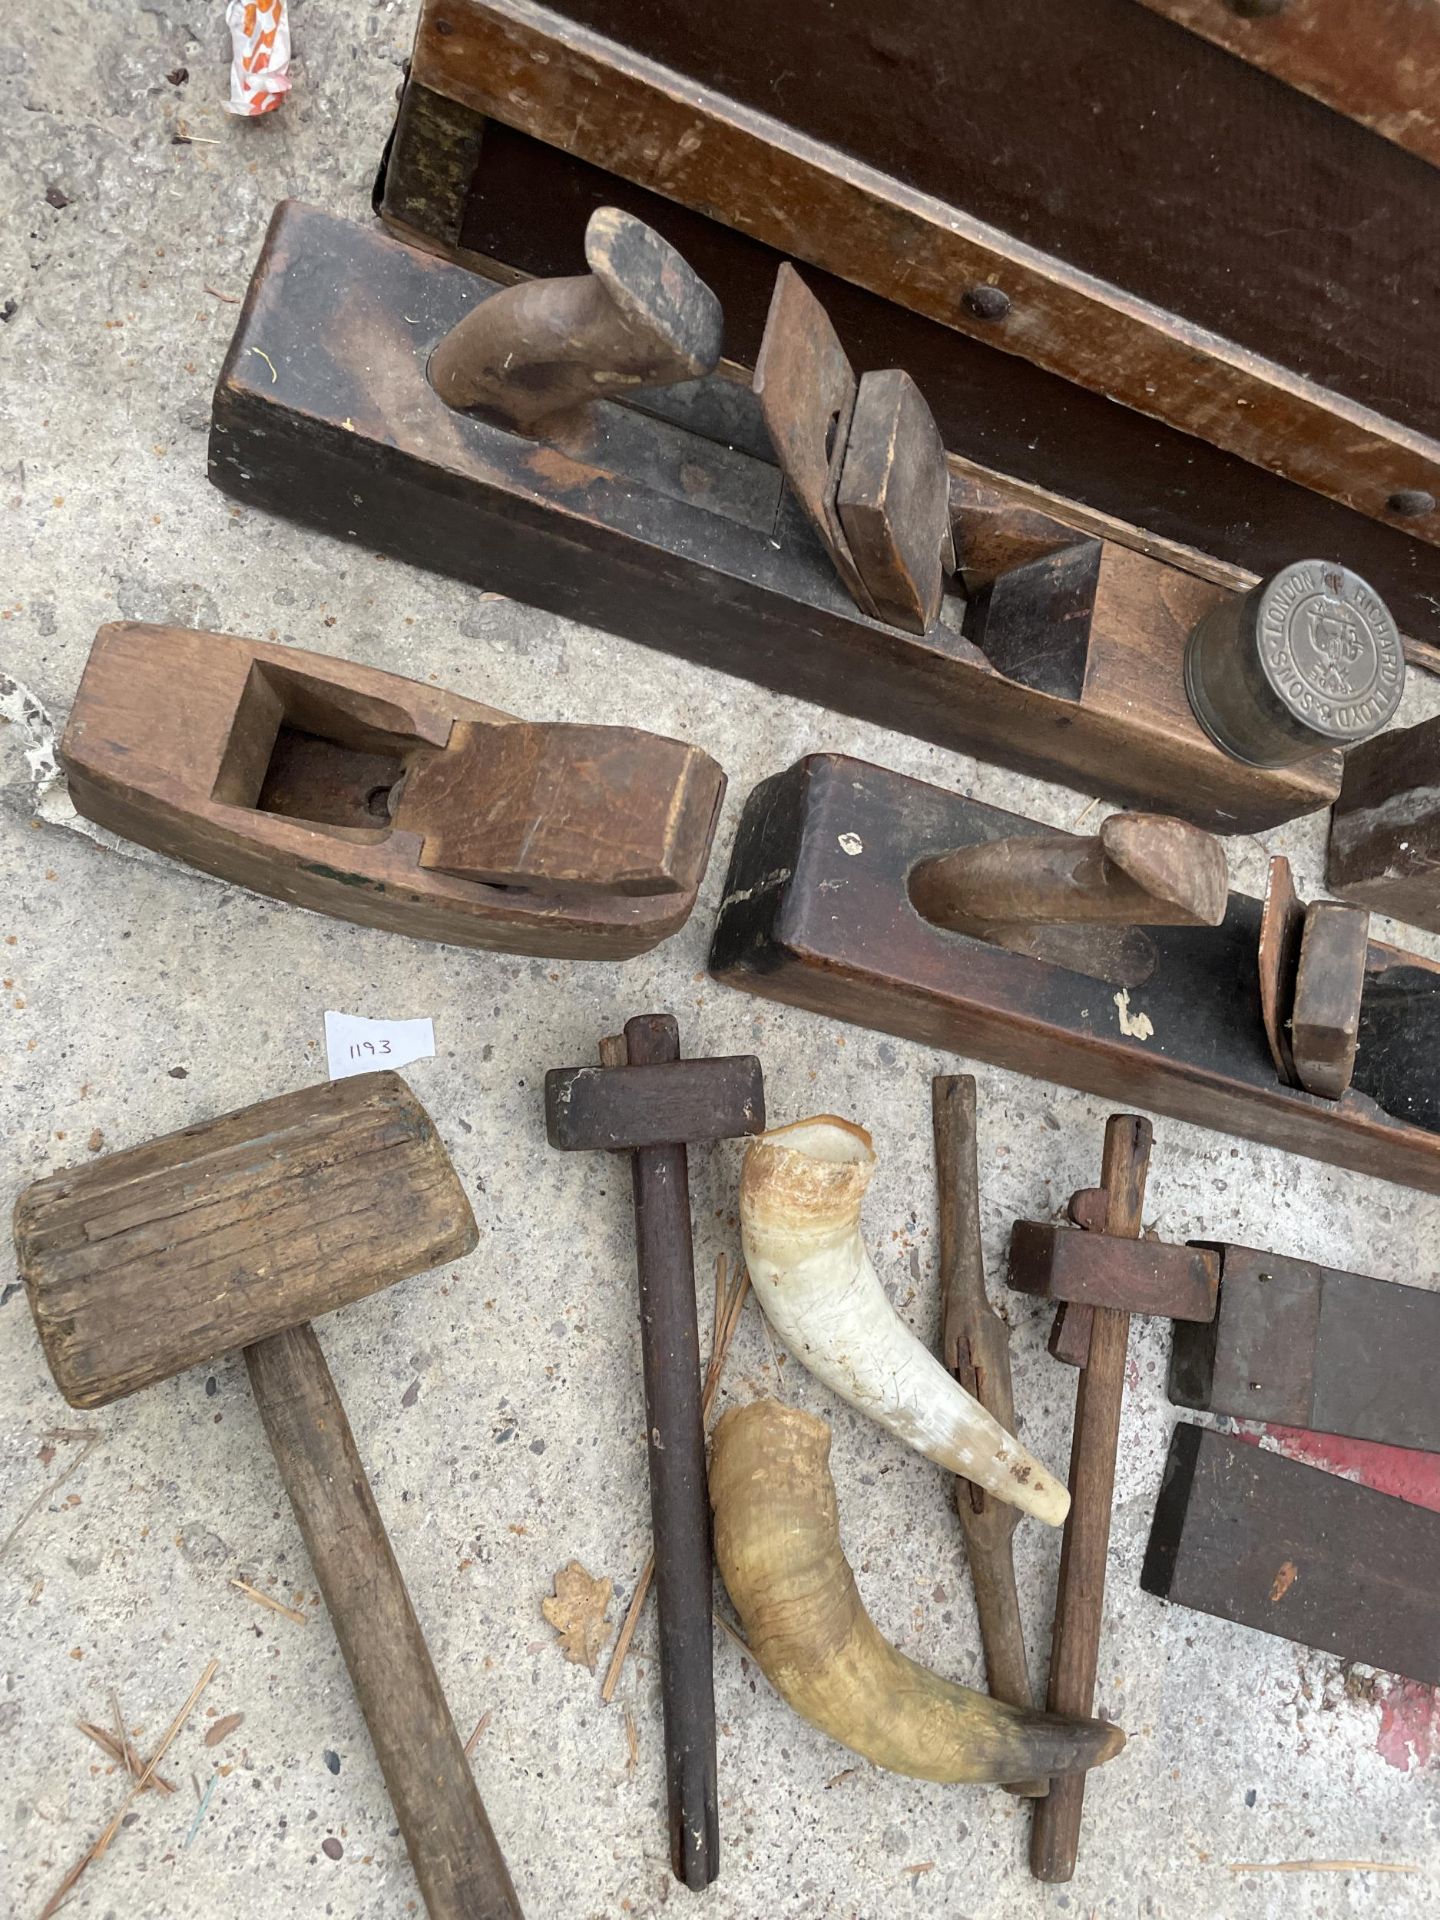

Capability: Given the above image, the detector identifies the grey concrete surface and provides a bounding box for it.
[2,5,1439,1916]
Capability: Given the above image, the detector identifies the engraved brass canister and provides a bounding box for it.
[1185,561,1404,767]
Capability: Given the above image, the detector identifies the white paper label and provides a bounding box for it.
[324,1011,436,1081]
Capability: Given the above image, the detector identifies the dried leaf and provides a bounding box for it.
[204,1713,244,1748]
[542,1560,613,1670]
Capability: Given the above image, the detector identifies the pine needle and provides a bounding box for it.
[463,1710,492,1757]
[230,1578,307,1624]
[1226,1860,1417,1875]
[1,1428,100,1561]
[74,1723,176,1794]
[184,1774,217,1847]
[713,1609,750,1655]
[40,1659,218,1916]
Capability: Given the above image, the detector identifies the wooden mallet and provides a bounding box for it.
[13,1072,522,1920]
[545,1014,765,1892]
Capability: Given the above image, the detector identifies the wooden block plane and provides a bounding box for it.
[209,200,1340,833]
[60,623,724,958]
[707,754,1440,1194]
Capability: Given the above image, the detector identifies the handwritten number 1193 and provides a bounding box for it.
[348,1040,393,1059]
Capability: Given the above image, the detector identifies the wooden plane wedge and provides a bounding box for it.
[59,623,725,958]
[707,754,1440,1195]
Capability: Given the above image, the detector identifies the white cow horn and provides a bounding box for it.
[739,1115,1068,1526]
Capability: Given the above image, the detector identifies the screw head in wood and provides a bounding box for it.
[1387,488,1437,519]
[963,284,1011,322]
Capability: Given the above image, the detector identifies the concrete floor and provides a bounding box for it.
[2,4,1439,1915]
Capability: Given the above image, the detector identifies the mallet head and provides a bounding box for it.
[545,1015,764,1153]
[14,1072,476,1409]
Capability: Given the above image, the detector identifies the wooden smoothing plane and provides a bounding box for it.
[210,199,1350,832]
[708,754,1440,1194]
[60,623,724,958]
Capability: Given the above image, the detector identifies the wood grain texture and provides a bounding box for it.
[1133,0,1440,170]
[247,1325,523,1919]
[837,369,954,633]
[61,622,723,959]
[1142,1423,1440,1687]
[1169,1244,1440,1453]
[212,203,1340,835]
[404,720,721,899]
[933,1076,1045,1799]
[429,204,721,427]
[1290,902,1370,1100]
[14,1074,476,1409]
[706,756,1440,1195]
[1257,855,1305,1084]
[910,815,1228,939]
[408,0,1440,545]
[387,117,1440,659]
[434,0,1438,432]
[1329,713,1440,935]
[616,1015,719,1889]
[1008,1225,1219,1324]
[544,1057,764,1151]
[1031,1118,1150,1883]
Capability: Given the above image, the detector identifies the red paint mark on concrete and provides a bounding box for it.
[1125,1353,1141,1391]
[1234,1423,1440,1514]
[1234,1422,1440,1769]
[1375,1682,1440,1772]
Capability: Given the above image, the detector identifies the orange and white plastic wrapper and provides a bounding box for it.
[226,0,291,117]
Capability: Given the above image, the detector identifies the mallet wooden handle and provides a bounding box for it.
[932,1075,1045,1800]
[246,1325,523,1920]
[622,1014,720,1892]
[1031,1115,1151,1884]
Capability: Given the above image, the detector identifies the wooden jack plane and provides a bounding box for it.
[211,199,1345,832]
[709,754,1440,1194]
[61,622,724,958]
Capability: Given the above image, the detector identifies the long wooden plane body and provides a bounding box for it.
[708,755,1440,1194]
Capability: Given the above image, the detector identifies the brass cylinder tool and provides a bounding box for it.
[1185,560,1403,766]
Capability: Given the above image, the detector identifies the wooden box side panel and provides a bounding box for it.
[1142,1425,1440,1686]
